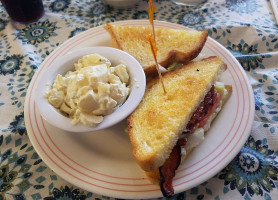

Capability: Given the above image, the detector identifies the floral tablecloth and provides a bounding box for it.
[0,0,278,199]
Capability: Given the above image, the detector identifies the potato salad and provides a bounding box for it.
[45,53,130,127]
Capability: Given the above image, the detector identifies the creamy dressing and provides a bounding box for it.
[45,53,130,127]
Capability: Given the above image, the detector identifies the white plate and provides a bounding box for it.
[24,20,255,199]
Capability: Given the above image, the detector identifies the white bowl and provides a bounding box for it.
[35,47,146,133]
[103,0,140,8]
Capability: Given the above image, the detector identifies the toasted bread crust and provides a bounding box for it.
[127,56,226,172]
[103,24,208,78]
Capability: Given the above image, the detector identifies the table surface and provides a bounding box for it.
[0,0,278,199]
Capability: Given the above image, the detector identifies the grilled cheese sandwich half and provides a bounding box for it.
[103,23,208,78]
[127,56,232,197]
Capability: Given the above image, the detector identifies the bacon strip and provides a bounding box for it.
[159,145,181,197]
[159,86,221,197]
[183,85,220,134]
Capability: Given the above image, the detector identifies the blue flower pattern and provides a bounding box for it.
[219,136,278,198]
[225,0,260,15]
[0,55,23,75]
[0,0,277,199]
[15,20,58,45]
[50,0,71,12]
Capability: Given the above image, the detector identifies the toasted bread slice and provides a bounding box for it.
[103,23,208,77]
[127,56,227,172]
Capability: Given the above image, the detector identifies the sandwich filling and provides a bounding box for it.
[159,82,228,197]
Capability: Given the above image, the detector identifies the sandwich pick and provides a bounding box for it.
[147,0,166,94]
